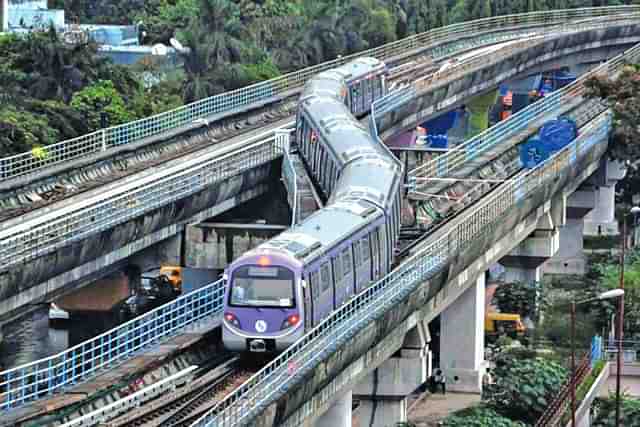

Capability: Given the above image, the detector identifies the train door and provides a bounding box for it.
[357,236,372,288]
[320,148,331,194]
[302,274,313,331]
[351,82,363,115]
[379,226,389,275]
[332,255,346,307]
[302,120,312,161]
[363,78,371,108]
[319,261,335,315]
[341,247,356,298]
[371,230,381,281]
[308,269,322,325]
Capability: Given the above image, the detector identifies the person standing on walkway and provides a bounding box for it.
[434,369,446,395]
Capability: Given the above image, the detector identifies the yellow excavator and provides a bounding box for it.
[485,312,526,341]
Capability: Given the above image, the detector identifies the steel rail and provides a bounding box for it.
[0,6,637,180]
[0,18,630,272]
[0,12,637,415]
[191,43,640,427]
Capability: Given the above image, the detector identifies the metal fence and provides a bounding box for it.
[0,131,288,269]
[404,33,635,189]
[0,15,595,269]
[1,6,638,180]
[604,340,640,364]
[190,43,640,427]
[0,279,225,411]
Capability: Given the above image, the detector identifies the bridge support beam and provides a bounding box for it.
[545,187,597,275]
[583,159,626,236]
[440,273,485,393]
[500,210,560,284]
[353,320,430,427]
[315,390,352,427]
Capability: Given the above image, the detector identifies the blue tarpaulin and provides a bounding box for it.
[519,137,550,169]
[420,111,458,136]
[539,118,577,151]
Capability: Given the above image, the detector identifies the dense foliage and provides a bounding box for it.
[0,27,180,156]
[585,63,640,204]
[587,249,640,341]
[441,406,525,427]
[593,395,640,426]
[486,350,568,423]
[4,0,637,156]
[493,281,548,320]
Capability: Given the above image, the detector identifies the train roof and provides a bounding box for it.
[329,158,402,211]
[301,72,347,101]
[334,57,387,83]
[300,96,387,166]
[256,199,383,264]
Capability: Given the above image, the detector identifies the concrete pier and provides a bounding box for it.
[440,274,485,393]
[501,210,560,284]
[544,188,595,275]
[315,390,352,427]
[353,320,431,427]
[583,159,626,236]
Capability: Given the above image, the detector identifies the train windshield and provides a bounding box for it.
[229,265,295,308]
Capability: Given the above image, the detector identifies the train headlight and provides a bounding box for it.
[224,312,241,328]
[280,314,300,330]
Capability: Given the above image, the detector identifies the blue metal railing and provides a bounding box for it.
[1,6,638,180]
[190,38,639,424]
[191,111,614,427]
[0,279,226,411]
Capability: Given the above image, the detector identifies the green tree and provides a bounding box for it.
[70,80,134,130]
[495,278,552,322]
[592,395,640,426]
[585,63,640,162]
[487,351,568,423]
[441,406,525,426]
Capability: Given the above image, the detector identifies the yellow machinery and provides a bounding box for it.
[485,312,526,339]
[159,266,183,293]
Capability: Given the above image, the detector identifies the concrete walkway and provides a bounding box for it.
[407,392,482,426]
[599,375,640,397]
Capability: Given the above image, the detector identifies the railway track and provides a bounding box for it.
[0,32,536,224]
[102,357,257,427]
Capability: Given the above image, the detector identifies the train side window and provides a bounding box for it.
[333,255,342,280]
[342,248,352,277]
[361,237,370,261]
[320,263,331,292]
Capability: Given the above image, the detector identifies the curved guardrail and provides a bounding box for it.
[190,43,640,427]
[1,14,636,271]
[0,6,638,180]
[0,127,290,270]
[405,29,635,187]
[0,279,225,411]
[0,8,637,417]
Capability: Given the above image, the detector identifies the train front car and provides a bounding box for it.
[222,251,305,353]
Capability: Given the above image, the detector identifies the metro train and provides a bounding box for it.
[222,57,402,353]
[296,57,389,197]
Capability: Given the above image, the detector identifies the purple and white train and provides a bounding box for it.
[222,58,403,353]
